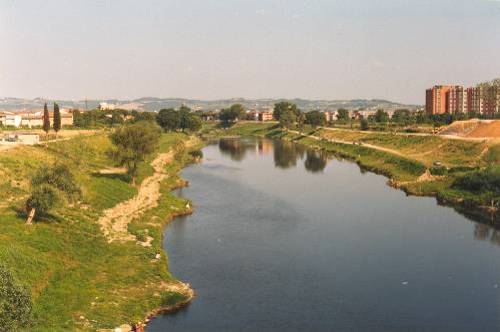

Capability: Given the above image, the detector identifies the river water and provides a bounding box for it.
[148,137,500,331]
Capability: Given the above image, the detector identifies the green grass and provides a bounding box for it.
[0,131,196,330]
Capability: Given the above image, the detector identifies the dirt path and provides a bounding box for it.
[99,137,197,243]
[289,130,406,157]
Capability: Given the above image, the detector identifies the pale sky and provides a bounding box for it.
[1,0,499,104]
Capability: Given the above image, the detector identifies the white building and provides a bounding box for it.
[98,102,116,111]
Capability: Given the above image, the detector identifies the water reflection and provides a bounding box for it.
[304,150,328,173]
[218,137,329,173]
[218,138,247,161]
[474,222,500,246]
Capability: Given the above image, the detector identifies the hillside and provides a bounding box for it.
[0,97,419,112]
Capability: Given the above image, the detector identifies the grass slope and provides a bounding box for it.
[0,132,197,330]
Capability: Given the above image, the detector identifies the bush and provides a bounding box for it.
[452,167,500,203]
[0,265,32,331]
[31,163,81,200]
[430,166,448,176]
[26,185,58,218]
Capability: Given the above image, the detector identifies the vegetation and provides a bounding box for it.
[219,104,246,127]
[0,264,33,331]
[53,103,61,137]
[109,121,162,184]
[156,107,202,132]
[305,110,326,128]
[0,130,198,330]
[43,103,50,138]
[25,163,82,224]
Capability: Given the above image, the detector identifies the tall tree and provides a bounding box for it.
[374,109,389,123]
[156,108,181,131]
[42,103,51,143]
[53,102,61,138]
[305,111,326,128]
[273,102,298,121]
[336,109,350,122]
[109,121,161,185]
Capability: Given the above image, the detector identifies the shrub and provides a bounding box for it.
[430,166,448,176]
[0,265,32,331]
[26,185,59,218]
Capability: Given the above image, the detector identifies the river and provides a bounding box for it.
[148,137,500,331]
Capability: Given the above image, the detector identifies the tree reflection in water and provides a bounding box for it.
[304,150,328,173]
[273,141,305,169]
[474,222,500,246]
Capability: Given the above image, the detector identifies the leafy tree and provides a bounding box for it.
[157,108,181,131]
[26,163,81,224]
[296,112,306,131]
[374,109,389,123]
[53,102,61,137]
[360,118,369,130]
[25,185,59,224]
[305,111,326,128]
[0,265,32,330]
[219,104,245,127]
[43,103,50,140]
[184,113,202,132]
[273,102,298,121]
[109,121,161,185]
[392,109,412,125]
[278,109,296,129]
[31,163,81,199]
[336,108,350,122]
[131,110,155,123]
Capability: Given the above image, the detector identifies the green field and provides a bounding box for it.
[0,132,197,330]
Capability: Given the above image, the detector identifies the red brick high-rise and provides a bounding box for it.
[426,84,499,115]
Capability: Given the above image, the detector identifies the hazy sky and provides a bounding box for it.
[1,0,499,104]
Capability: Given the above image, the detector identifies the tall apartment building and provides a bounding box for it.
[426,85,451,114]
[426,84,499,116]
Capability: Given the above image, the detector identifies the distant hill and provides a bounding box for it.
[0,97,420,112]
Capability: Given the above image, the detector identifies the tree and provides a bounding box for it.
[31,163,81,199]
[336,109,350,122]
[156,109,181,131]
[296,112,306,131]
[184,113,202,132]
[26,163,81,224]
[53,102,61,137]
[279,109,296,129]
[25,185,58,225]
[42,103,51,141]
[109,121,161,185]
[179,105,192,131]
[0,265,32,330]
[219,104,245,127]
[273,102,298,121]
[360,118,369,130]
[392,109,412,125]
[305,111,326,128]
[374,109,389,123]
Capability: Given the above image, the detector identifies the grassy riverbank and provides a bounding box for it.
[222,122,499,221]
[0,132,200,330]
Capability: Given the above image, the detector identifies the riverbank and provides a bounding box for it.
[221,122,499,222]
[0,132,202,330]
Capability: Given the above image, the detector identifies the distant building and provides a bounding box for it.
[0,109,74,128]
[258,111,274,122]
[98,102,116,111]
[426,84,499,116]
